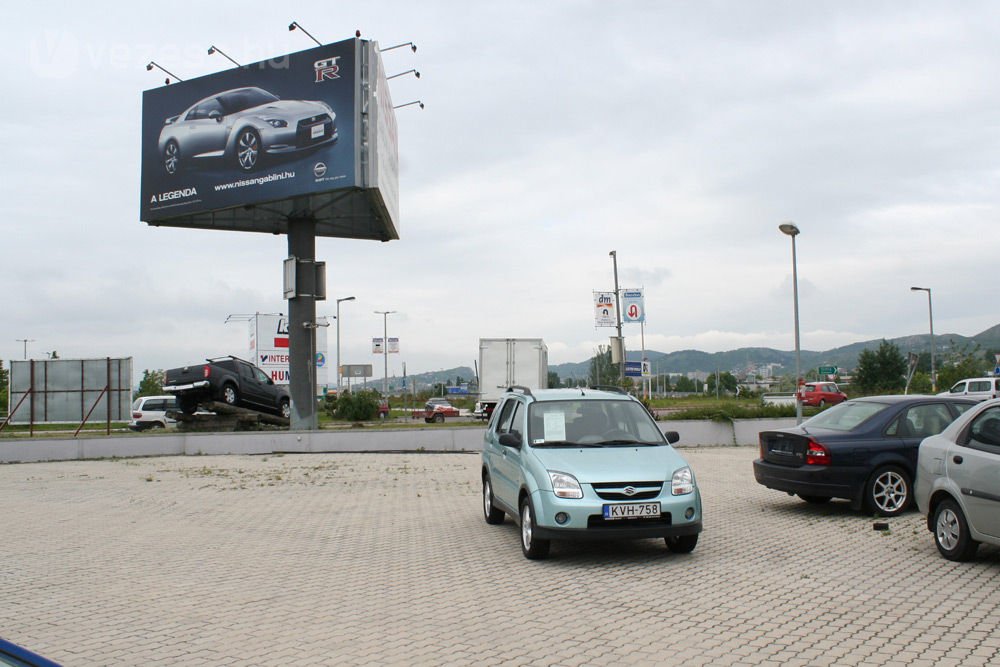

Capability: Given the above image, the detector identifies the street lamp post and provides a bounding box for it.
[779,223,803,425]
[609,250,624,383]
[336,296,356,393]
[910,287,936,392]
[375,310,396,396]
[16,339,36,360]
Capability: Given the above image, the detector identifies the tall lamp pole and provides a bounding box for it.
[375,310,396,395]
[779,223,803,425]
[609,250,624,383]
[16,339,36,360]
[336,296,355,393]
[910,287,936,392]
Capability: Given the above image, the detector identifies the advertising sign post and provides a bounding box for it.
[140,37,400,430]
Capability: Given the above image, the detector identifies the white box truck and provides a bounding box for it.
[475,338,548,420]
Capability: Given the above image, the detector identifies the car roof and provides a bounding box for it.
[848,394,978,405]
[503,387,640,403]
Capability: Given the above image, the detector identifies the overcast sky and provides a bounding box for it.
[3,1,998,383]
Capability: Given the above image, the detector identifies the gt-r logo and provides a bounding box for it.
[314,57,341,82]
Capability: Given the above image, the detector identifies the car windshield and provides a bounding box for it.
[802,400,891,432]
[218,88,279,114]
[527,399,665,447]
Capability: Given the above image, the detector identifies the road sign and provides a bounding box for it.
[818,366,837,375]
[625,361,643,377]
[593,291,617,327]
[622,289,645,323]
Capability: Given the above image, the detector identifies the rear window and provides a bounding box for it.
[802,401,890,432]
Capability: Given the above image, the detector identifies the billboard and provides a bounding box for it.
[248,313,328,386]
[8,358,132,424]
[140,38,398,241]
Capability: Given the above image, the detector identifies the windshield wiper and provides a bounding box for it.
[533,440,602,448]
[593,439,660,446]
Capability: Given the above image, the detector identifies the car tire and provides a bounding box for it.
[222,384,239,407]
[236,128,261,171]
[279,399,291,419]
[799,494,832,504]
[865,465,911,517]
[482,475,505,525]
[819,399,827,408]
[433,413,445,423]
[150,422,164,430]
[163,140,180,175]
[519,497,550,560]
[933,498,979,561]
[665,534,698,554]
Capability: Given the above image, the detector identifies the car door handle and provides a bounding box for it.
[953,455,963,464]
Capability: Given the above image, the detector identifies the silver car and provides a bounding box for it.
[915,398,1000,561]
[157,86,337,174]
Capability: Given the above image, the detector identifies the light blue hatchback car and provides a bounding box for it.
[481,386,703,559]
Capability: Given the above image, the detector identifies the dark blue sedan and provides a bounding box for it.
[0,637,61,667]
[753,396,978,516]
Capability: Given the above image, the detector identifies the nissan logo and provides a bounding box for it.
[313,162,327,178]
[623,486,637,496]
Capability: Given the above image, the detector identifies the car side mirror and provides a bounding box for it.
[209,110,222,122]
[664,431,680,445]
[498,432,522,448]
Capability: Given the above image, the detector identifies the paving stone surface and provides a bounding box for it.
[3,446,999,665]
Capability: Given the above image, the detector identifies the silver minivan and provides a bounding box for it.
[915,399,1000,560]
[938,377,1000,402]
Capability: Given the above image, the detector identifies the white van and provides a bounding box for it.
[938,377,1000,402]
[128,395,178,431]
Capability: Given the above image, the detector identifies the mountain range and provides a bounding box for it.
[396,324,1000,388]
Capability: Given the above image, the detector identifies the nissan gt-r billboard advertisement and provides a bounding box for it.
[140,38,399,241]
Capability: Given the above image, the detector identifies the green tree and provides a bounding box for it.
[674,376,696,392]
[589,346,617,386]
[706,371,738,395]
[547,371,561,388]
[137,369,165,397]
[854,340,907,394]
[335,390,381,421]
[936,341,989,391]
[0,359,8,413]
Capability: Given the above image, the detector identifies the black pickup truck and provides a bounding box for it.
[163,356,291,418]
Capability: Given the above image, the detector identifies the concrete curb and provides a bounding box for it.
[0,418,798,463]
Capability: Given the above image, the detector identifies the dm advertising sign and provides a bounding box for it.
[249,313,327,386]
[594,291,617,327]
[622,289,645,323]
[140,38,397,240]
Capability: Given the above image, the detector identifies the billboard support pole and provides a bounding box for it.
[288,216,318,430]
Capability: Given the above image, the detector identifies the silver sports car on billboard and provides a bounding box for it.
[157,87,338,174]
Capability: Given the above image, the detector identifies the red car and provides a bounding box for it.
[423,400,460,423]
[801,382,847,407]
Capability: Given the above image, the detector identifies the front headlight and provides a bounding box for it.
[266,119,288,128]
[671,467,695,495]
[548,471,583,499]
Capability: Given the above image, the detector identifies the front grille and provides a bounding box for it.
[591,481,663,501]
[587,513,672,529]
[296,114,334,147]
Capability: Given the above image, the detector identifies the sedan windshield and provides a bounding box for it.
[803,400,891,432]
[528,399,666,447]
[218,88,280,114]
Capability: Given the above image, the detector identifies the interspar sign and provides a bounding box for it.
[249,314,328,386]
[140,38,399,241]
